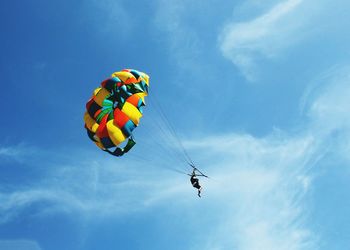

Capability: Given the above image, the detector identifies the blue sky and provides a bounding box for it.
[1,0,350,249]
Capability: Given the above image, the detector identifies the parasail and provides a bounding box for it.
[84,69,149,156]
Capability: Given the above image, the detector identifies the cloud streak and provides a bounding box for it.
[184,65,350,249]
[0,240,41,250]
[307,66,350,132]
[186,131,318,250]
[79,0,134,39]
[0,148,185,224]
[2,64,350,249]
[0,144,31,158]
[219,0,305,81]
[153,0,203,73]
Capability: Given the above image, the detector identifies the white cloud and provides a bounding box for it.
[302,66,350,166]
[208,65,350,250]
[0,143,41,163]
[188,132,317,250]
[307,67,350,132]
[153,0,202,72]
[184,65,350,249]
[0,240,41,250]
[2,64,350,249]
[0,150,185,223]
[218,0,305,81]
[0,144,27,158]
[79,0,133,39]
[0,188,90,223]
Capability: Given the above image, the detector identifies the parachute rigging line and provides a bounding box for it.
[150,94,195,166]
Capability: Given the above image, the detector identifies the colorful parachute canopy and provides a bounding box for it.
[84,69,149,156]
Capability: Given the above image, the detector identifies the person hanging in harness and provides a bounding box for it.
[190,169,202,197]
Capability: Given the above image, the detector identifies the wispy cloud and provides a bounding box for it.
[0,143,40,163]
[191,64,350,249]
[153,0,202,72]
[304,65,350,165]
[0,148,183,223]
[185,131,318,250]
[307,66,350,132]
[0,188,89,223]
[79,0,134,39]
[2,64,350,248]
[0,120,324,248]
[0,240,41,250]
[0,146,22,158]
[219,0,305,81]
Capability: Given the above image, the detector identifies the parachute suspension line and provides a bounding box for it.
[150,94,195,166]
[126,131,181,167]
[168,167,191,176]
[146,96,190,165]
[130,98,186,166]
[152,123,186,164]
[153,117,188,164]
[126,151,153,162]
[137,123,184,166]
